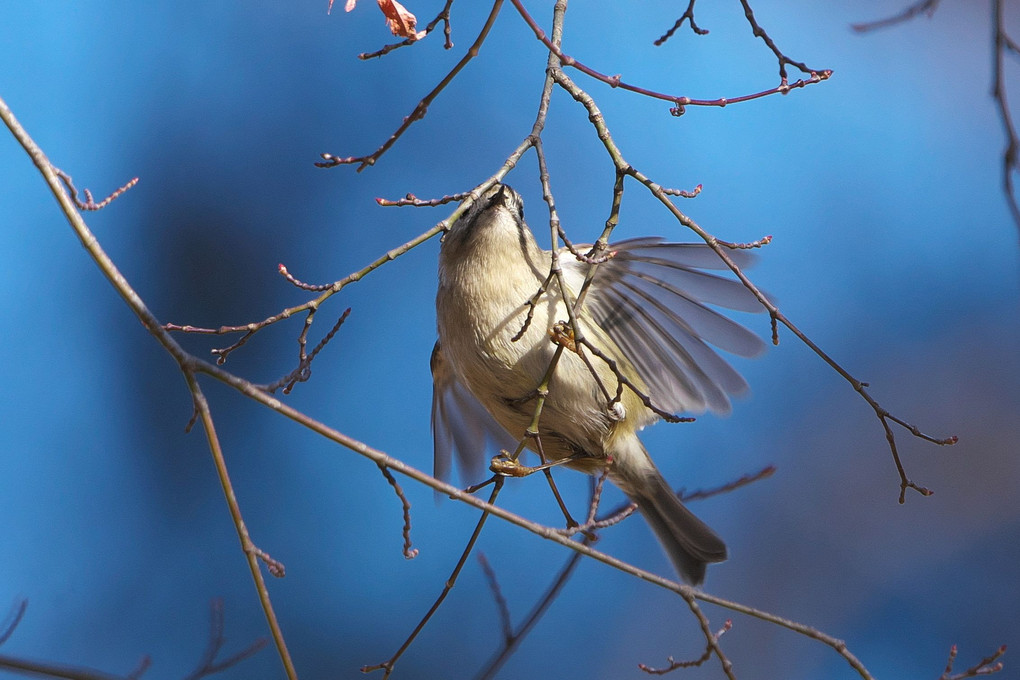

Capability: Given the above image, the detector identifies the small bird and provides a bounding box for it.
[432,183,765,584]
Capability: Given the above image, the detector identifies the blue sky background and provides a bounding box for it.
[1,2,1018,679]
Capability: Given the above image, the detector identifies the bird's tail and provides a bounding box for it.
[611,440,727,585]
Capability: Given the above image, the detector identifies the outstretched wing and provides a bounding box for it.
[431,342,518,485]
[573,237,767,417]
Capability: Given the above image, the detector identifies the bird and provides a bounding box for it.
[431,183,765,585]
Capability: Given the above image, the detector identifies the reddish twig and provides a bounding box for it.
[375,191,469,207]
[939,644,1007,680]
[210,329,256,364]
[251,546,286,578]
[570,464,776,540]
[278,264,333,291]
[554,465,643,537]
[718,234,773,249]
[358,0,456,59]
[377,463,419,559]
[661,183,702,198]
[53,167,138,211]
[510,0,831,116]
[261,307,353,394]
[557,226,615,264]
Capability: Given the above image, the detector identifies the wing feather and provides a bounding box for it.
[574,238,767,416]
[431,342,517,485]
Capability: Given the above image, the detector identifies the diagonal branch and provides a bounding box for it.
[548,63,956,504]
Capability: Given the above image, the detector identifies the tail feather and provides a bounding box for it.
[629,472,728,585]
[610,435,727,585]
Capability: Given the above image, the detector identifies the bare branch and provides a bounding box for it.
[260,307,353,395]
[511,0,831,115]
[639,620,733,675]
[363,481,505,679]
[567,328,696,424]
[358,0,456,59]
[53,167,138,211]
[0,600,27,646]
[654,0,709,45]
[992,0,1020,238]
[375,191,469,207]
[851,0,940,33]
[318,0,505,171]
[377,463,419,559]
[854,0,1020,238]
[548,63,955,502]
[939,644,1007,680]
[183,599,269,680]
[736,0,820,84]
[477,553,513,644]
[717,234,773,250]
[680,465,776,502]
[278,264,333,291]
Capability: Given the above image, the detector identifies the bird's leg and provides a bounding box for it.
[488,452,573,477]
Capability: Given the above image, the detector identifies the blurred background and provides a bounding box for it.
[1,1,1017,678]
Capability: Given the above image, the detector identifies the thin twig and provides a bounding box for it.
[654,0,709,45]
[376,191,469,207]
[318,0,504,171]
[717,234,773,249]
[680,465,776,502]
[278,264,333,291]
[736,0,818,84]
[183,599,269,680]
[660,183,702,198]
[571,331,695,424]
[261,307,352,394]
[853,0,1020,238]
[53,167,138,211]
[362,481,504,679]
[477,553,513,644]
[510,0,831,115]
[992,0,1020,238]
[358,0,456,59]
[549,63,955,503]
[0,600,27,646]
[639,620,732,674]
[938,643,1007,680]
[473,539,590,680]
[851,0,941,33]
[377,463,419,559]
